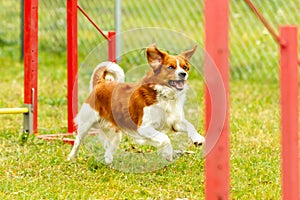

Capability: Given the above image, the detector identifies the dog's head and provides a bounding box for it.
[145,44,197,91]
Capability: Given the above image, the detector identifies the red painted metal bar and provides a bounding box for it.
[77,4,116,62]
[37,134,75,145]
[24,0,38,133]
[77,4,109,41]
[67,0,78,133]
[38,128,98,145]
[66,1,116,134]
[108,31,116,62]
[244,0,280,43]
[244,0,300,66]
[280,26,299,200]
[204,0,230,199]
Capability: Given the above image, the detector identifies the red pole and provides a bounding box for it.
[67,0,78,133]
[280,26,299,200]
[204,0,230,199]
[24,0,38,133]
[108,31,116,62]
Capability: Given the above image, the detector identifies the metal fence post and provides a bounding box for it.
[115,0,121,62]
[67,0,78,134]
[108,31,116,62]
[20,0,24,61]
[280,26,299,200]
[24,0,38,133]
[204,0,230,199]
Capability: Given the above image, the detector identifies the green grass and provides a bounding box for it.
[0,132,206,199]
[1,0,297,199]
[0,55,281,199]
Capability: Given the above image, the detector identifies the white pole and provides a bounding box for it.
[115,0,121,62]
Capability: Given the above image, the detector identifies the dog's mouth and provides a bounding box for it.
[168,80,185,91]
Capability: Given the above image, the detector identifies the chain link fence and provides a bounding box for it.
[230,0,299,80]
[1,0,299,81]
[0,0,22,61]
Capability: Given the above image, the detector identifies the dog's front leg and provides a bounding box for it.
[175,119,205,146]
[137,126,173,161]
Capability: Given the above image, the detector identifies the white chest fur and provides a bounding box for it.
[140,85,187,131]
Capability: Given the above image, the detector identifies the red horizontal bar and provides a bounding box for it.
[37,133,75,145]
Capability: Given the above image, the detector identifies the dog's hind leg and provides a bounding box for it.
[97,128,122,164]
[68,103,98,161]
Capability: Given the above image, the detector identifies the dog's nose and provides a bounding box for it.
[179,72,187,79]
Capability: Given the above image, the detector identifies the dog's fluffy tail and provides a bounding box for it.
[89,61,125,92]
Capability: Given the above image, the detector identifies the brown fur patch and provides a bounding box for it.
[86,81,157,130]
[92,67,107,88]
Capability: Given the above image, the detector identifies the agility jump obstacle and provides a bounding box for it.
[0,0,37,134]
[0,0,114,138]
[279,26,299,200]
[16,0,300,199]
[66,2,116,133]
[245,1,299,199]
[205,0,299,199]
[0,106,33,133]
[204,0,230,199]
[36,0,116,143]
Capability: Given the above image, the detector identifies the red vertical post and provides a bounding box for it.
[67,0,78,133]
[280,26,299,200]
[24,0,38,133]
[204,0,230,199]
[108,31,116,62]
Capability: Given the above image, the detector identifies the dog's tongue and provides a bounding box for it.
[175,80,184,90]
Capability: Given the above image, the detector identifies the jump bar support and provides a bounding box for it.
[23,104,33,133]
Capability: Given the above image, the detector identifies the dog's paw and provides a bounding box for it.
[104,151,115,164]
[192,134,205,147]
[67,153,76,161]
[163,153,173,162]
[161,144,173,162]
[104,155,113,164]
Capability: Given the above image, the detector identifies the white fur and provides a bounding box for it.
[175,59,189,80]
[89,61,125,92]
[132,85,205,162]
[68,103,122,164]
[68,103,98,161]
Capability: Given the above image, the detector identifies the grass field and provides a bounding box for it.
[1,0,299,199]
[0,52,282,199]
[0,57,281,199]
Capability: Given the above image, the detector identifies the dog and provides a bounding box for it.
[68,44,205,164]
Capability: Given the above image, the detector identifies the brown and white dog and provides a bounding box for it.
[68,44,205,163]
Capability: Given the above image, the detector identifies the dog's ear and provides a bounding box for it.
[180,45,197,61]
[146,44,167,69]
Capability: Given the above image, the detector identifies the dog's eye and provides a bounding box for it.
[168,66,175,70]
[183,66,189,71]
